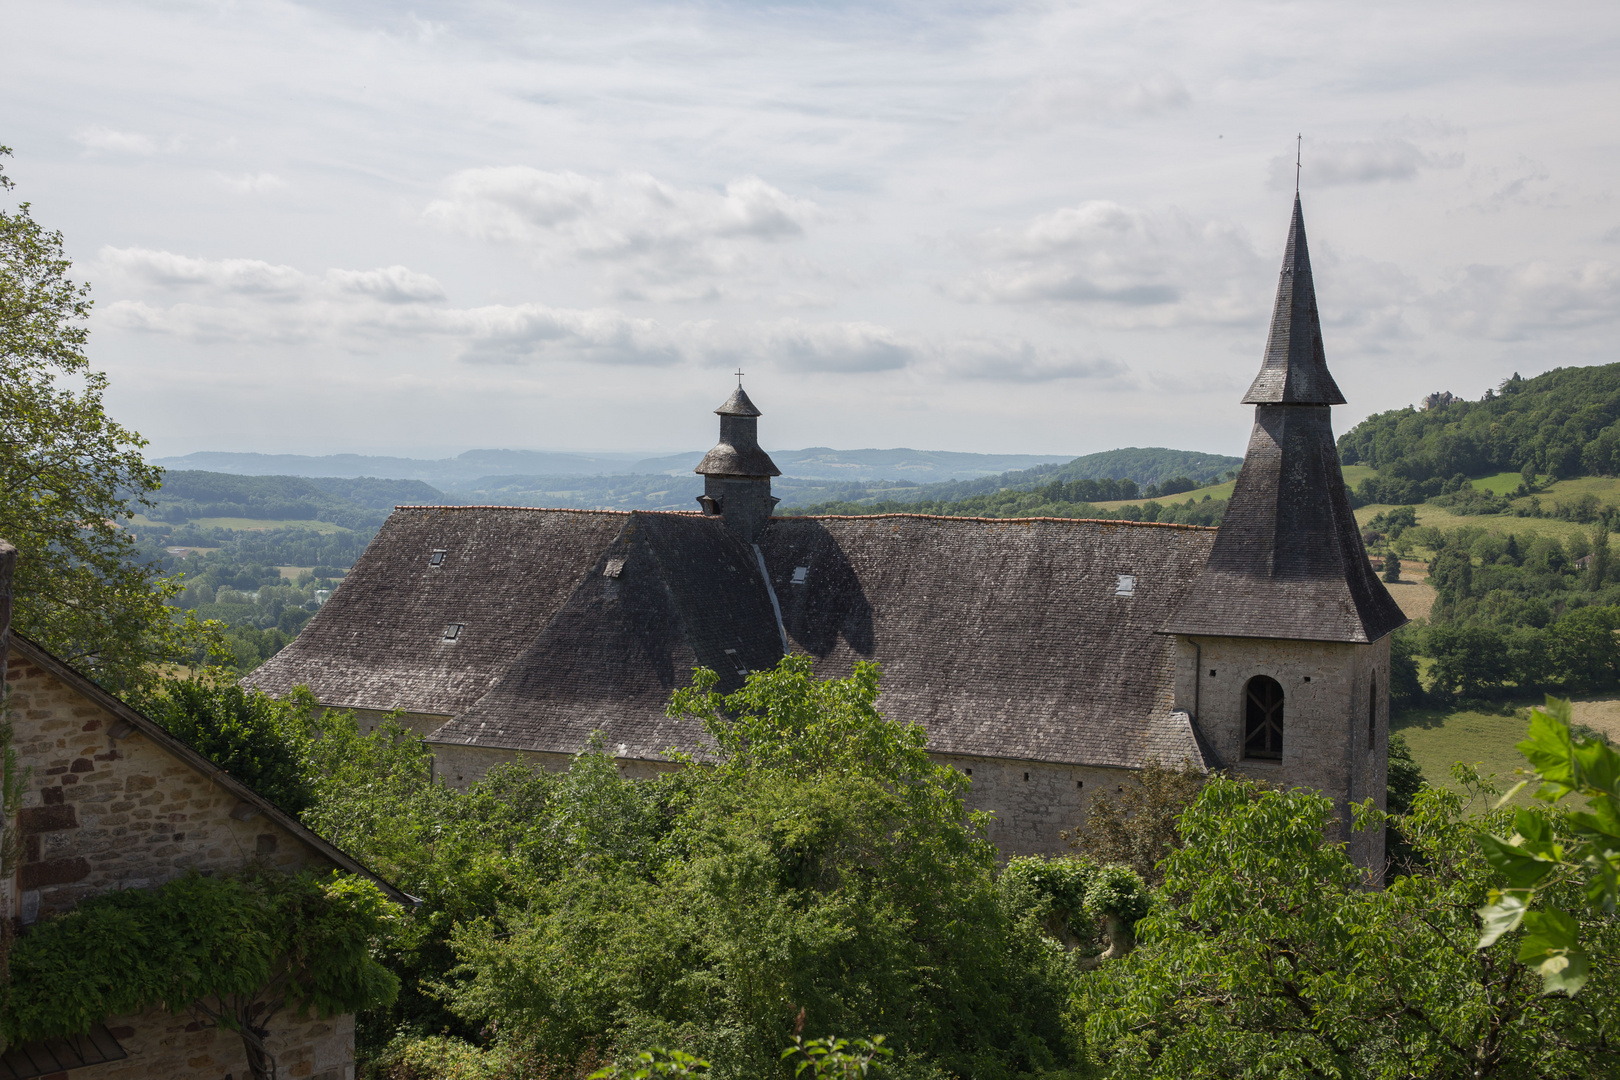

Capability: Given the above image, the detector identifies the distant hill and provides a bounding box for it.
[154,447,1076,487]
[143,471,452,530]
[1338,362,1620,504]
[775,447,1242,510]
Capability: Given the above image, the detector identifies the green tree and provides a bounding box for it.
[1382,549,1402,582]
[1062,759,1206,886]
[0,146,202,691]
[1076,777,1620,1077]
[1,869,399,1080]
[141,679,317,813]
[1475,697,1620,997]
[437,657,1075,1079]
[1592,526,1611,590]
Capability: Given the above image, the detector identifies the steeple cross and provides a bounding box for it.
[735,368,744,386]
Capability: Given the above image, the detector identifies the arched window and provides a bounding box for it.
[1368,674,1378,745]
[1244,675,1284,760]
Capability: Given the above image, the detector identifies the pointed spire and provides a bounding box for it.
[1242,196,1345,406]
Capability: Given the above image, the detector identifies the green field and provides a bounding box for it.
[129,513,351,535]
[1393,705,1538,807]
[1472,471,1524,495]
[1354,502,1602,545]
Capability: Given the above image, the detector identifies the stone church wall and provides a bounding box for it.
[1173,633,1390,871]
[429,740,1121,859]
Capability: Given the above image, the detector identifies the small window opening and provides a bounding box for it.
[1023,772,1030,782]
[429,549,447,566]
[443,623,463,641]
[1244,675,1285,761]
[791,566,810,584]
[1303,676,1311,683]
[965,768,973,776]
[1114,574,1136,597]
[1208,669,1216,677]
[1076,780,1084,789]
[1368,673,1378,745]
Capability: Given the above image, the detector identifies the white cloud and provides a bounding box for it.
[326,266,447,303]
[1427,261,1620,340]
[73,125,157,155]
[999,72,1190,128]
[98,247,309,295]
[210,171,288,194]
[1271,138,1463,189]
[950,201,1267,326]
[423,168,821,300]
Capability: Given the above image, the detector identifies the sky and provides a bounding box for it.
[5,0,1618,460]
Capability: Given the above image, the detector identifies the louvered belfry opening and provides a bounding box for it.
[1243,675,1285,760]
[695,382,782,543]
[1162,196,1406,646]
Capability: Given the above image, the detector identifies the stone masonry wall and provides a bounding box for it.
[431,741,1120,860]
[1172,633,1389,872]
[3,653,359,1080]
[64,1010,354,1080]
[4,655,323,924]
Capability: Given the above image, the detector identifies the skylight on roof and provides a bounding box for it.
[443,623,464,641]
[430,549,447,566]
[1115,574,1137,597]
[603,558,626,579]
[791,566,809,584]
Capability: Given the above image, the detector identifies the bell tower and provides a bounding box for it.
[1163,196,1407,873]
[695,378,781,543]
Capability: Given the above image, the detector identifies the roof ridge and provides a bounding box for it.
[777,513,1215,531]
[391,505,704,515]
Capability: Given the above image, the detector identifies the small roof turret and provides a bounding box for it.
[696,380,780,478]
[1242,196,1345,406]
[716,385,762,418]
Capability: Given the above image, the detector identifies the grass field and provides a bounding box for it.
[1393,704,1540,808]
[129,513,351,535]
[1353,502,1601,544]
[1472,471,1524,495]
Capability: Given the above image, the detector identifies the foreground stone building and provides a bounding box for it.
[0,543,409,1080]
[251,197,1405,868]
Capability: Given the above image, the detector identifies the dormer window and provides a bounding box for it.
[443,623,463,641]
[429,549,447,566]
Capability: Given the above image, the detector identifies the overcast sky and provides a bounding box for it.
[6,1,1617,460]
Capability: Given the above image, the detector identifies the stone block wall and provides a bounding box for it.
[935,753,1130,858]
[4,655,323,925]
[64,1010,354,1080]
[1172,633,1389,871]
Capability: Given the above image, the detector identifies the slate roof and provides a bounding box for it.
[760,516,1215,768]
[1164,196,1406,645]
[248,507,629,715]
[1243,196,1346,406]
[696,383,781,478]
[274,505,1217,770]
[431,512,785,758]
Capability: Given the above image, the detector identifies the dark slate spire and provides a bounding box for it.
[1163,198,1404,644]
[1243,196,1345,406]
[695,380,780,542]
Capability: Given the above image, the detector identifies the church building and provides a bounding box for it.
[249,197,1406,870]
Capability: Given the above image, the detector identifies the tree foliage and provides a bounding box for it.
[1338,363,1620,487]
[1,869,399,1080]
[425,657,1075,1079]
[0,145,202,691]
[1475,697,1620,997]
[140,679,319,813]
[1062,760,1207,887]
[1076,776,1620,1078]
